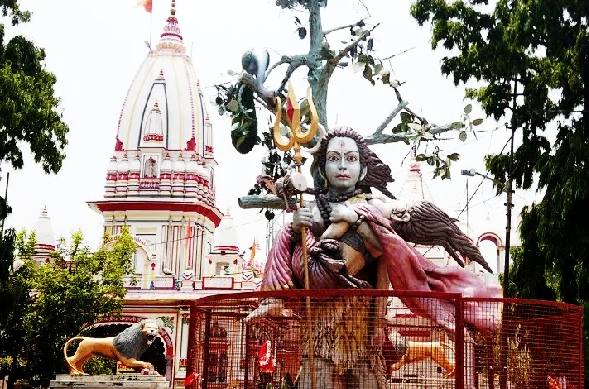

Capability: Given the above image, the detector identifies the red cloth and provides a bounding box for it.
[184,372,199,388]
[258,341,276,373]
[136,0,152,13]
[261,202,502,332]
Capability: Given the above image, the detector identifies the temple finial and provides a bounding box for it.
[171,0,176,16]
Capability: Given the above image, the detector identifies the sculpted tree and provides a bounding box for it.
[0,229,136,388]
[0,0,69,326]
[215,0,482,204]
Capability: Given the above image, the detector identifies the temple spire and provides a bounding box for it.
[156,0,184,52]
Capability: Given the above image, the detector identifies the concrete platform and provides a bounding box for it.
[50,374,169,389]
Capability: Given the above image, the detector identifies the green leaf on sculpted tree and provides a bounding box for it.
[452,122,463,129]
[447,153,460,161]
[459,131,467,141]
[464,104,472,114]
[400,112,412,123]
[227,99,239,112]
[472,118,484,126]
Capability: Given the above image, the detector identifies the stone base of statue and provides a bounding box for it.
[50,374,168,389]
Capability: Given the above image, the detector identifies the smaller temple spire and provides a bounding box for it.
[156,0,184,52]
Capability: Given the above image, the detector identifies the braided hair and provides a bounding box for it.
[315,126,396,199]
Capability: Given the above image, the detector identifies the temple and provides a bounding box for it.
[82,1,261,385]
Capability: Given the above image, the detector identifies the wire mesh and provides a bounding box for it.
[185,290,583,389]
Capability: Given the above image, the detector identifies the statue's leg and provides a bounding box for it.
[118,357,154,372]
[73,353,95,375]
[297,357,345,389]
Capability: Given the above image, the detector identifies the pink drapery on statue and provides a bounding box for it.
[261,202,502,332]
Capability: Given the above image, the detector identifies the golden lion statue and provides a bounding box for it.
[385,330,455,378]
[63,319,161,375]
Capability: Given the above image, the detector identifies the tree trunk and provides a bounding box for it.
[306,0,330,129]
[581,38,589,139]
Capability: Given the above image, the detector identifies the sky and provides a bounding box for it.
[1,0,546,274]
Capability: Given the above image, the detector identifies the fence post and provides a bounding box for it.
[185,302,197,389]
[580,307,585,387]
[202,309,212,389]
[244,324,250,389]
[455,295,465,389]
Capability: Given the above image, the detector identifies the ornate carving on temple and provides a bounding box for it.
[143,101,165,142]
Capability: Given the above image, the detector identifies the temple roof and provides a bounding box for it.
[398,160,434,204]
[114,0,210,155]
[34,207,56,249]
[212,209,239,253]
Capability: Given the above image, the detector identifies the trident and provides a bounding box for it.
[273,81,318,389]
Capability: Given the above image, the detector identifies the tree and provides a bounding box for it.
[0,228,136,388]
[410,0,589,380]
[0,0,70,326]
[215,0,482,202]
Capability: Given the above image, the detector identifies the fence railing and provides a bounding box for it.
[185,289,583,389]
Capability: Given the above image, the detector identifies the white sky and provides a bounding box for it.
[1,0,546,274]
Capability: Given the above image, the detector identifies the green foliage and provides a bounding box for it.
[0,8,69,175]
[412,0,589,379]
[0,0,69,333]
[0,228,136,387]
[81,357,117,376]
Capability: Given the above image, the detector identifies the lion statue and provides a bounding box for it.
[63,319,161,375]
[384,330,455,379]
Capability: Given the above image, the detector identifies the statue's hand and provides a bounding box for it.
[293,206,313,230]
[329,203,359,224]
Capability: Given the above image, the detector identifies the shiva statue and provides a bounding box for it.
[246,126,501,388]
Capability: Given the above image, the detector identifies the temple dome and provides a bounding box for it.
[34,207,55,250]
[213,210,238,253]
[129,154,141,171]
[399,160,434,204]
[107,156,118,172]
[114,2,210,155]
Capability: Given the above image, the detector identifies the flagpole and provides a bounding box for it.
[149,5,153,49]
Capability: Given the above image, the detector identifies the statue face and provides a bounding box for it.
[324,137,364,193]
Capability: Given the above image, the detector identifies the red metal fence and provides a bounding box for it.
[186,290,583,389]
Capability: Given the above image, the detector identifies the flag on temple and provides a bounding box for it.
[248,238,257,266]
[258,341,276,373]
[137,0,152,13]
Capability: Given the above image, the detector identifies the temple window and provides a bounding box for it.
[215,262,230,276]
[143,157,158,178]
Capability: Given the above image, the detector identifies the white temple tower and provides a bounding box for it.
[86,2,251,385]
[32,207,56,266]
[88,1,222,289]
